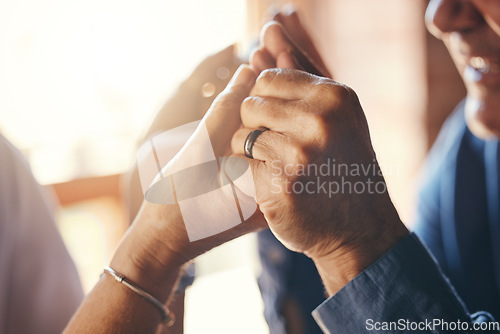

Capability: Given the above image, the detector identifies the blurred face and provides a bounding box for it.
[426,0,500,138]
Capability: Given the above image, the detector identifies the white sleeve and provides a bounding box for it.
[0,135,83,334]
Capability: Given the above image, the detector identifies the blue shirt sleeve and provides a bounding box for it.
[312,233,498,333]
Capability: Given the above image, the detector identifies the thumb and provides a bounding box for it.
[225,63,256,93]
[204,64,256,155]
[208,63,256,122]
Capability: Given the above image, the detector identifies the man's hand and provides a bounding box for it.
[227,68,408,295]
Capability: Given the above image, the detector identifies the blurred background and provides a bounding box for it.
[0,0,466,333]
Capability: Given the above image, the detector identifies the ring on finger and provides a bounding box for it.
[244,127,269,159]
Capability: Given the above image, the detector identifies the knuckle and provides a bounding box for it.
[313,80,355,110]
[213,92,239,112]
[225,82,248,98]
[255,68,296,92]
[254,68,279,94]
[257,68,279,85]
[315,82,338,105]
[216,85,249,111]
[241,96,263,120]
[241,95,256,111]
[338,84,357,103]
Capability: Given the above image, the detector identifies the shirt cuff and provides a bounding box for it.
[312,233,471,333]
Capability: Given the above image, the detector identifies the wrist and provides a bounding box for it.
[310,198,409,296]
[110,203,188,303]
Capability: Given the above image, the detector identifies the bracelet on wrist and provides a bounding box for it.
[102,266,175,327]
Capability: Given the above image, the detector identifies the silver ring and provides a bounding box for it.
[244,127,269,159]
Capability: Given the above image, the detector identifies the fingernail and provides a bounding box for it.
[264,5,280,21]
[281,3,297,17]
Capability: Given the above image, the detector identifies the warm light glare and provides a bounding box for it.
[1,1,270,333]
[0,0,245,184]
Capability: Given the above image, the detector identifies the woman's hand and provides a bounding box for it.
[112,64,267,304]
[251,9,331,77]
[65,64,268,334]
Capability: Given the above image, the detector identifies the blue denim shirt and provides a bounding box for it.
[257,229,325,334]
[312,233,497,333]
[413,103,500,320]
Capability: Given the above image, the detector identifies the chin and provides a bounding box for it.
[465,96,500,139]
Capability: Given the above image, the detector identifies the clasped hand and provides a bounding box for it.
[130,11,407,295]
